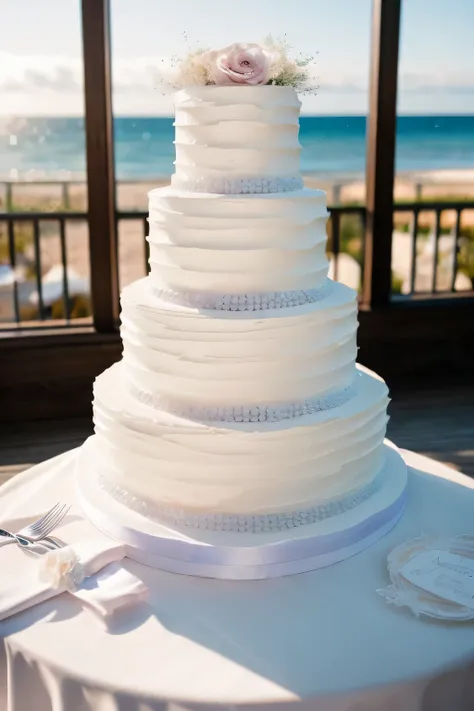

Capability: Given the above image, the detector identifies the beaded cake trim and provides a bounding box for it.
[129,382,356,423]
[150,280,333,312]
[171,174,304,194]
[97,458,386,534]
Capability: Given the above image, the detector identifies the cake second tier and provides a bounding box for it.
[147,186,329,295]
[120,276,358,413]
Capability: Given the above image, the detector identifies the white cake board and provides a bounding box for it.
[76,438,407,580]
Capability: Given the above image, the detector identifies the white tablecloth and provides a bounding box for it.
[0,448,473,711]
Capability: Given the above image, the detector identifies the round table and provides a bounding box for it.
[0,448,473,711]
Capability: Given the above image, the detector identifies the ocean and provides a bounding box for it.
[1,115,473,180]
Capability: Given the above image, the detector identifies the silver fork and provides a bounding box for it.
[0,503,70,548]
[18,536,64,556]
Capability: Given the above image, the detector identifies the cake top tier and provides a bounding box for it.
[172,85,304,194]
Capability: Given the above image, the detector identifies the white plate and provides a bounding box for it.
[379,535,474,621]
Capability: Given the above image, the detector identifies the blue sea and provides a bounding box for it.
[1,115,473,180]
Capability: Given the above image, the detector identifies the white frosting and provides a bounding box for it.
[120,277,358,407]
[93,365,389,516]
[147,187,329,293]
[89,84,392,525]
[172,86,302,190]
[97,462,385,533]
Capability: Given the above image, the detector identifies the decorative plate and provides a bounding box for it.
[377,535,474,621]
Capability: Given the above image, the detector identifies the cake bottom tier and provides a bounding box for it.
[92,363,389,522]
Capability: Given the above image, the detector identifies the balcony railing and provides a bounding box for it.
[393,202,474,299]
[1,185,473,330]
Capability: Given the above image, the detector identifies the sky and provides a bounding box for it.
[1,0,473,116]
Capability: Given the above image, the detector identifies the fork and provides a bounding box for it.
[0,503,70,548]
[17,536,64,556]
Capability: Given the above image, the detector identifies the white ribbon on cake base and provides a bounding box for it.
[76,439,408,580]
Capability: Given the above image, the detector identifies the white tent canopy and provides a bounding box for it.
[29,265,90,306]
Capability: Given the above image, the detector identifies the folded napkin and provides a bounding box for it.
[0,538,149,625]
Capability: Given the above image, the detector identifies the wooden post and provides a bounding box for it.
[81,0,118,332]
[362,0,402,308]
[6,183,13,212]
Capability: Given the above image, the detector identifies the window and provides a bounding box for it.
[393,0,474,295]
[0,0,91,326]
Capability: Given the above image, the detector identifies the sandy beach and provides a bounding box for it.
[2,167,474,212]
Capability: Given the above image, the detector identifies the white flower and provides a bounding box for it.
[39,548,85,591]
[176,48,211,86]
[262,35,318,92]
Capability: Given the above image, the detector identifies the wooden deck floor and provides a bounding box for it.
[1,384,473,486]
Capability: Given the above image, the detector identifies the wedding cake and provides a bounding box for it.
[82,42,403,552]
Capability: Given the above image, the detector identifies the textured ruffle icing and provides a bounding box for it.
[88,84,391,525]
[173,85,302,191]
[119,278,358,407]
[147,187,329,295]
[92,365,390,516]
[97,457,387,534]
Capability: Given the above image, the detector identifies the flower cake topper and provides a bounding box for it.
[210,43,270,86]
[164,36,318,93]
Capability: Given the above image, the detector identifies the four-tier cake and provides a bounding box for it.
[77,81,407,576]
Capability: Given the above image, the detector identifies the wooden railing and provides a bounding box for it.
[0,211,88,329]
[393,202,474,298]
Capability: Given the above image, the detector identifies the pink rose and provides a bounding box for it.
[210,43,270,86]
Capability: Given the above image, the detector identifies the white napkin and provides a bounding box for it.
[0,539,149,625]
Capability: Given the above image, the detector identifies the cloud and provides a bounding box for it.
[0,54,83,93]
[3,67,80,92]
[0,53,171,95]
[319,82,367,94]
[319,72,474,96]
[402,84,474,96]
[399,71,474,94]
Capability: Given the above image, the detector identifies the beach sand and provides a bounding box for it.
[3,167,474,212]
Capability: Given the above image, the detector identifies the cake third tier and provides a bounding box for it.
[120,277,357,411]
